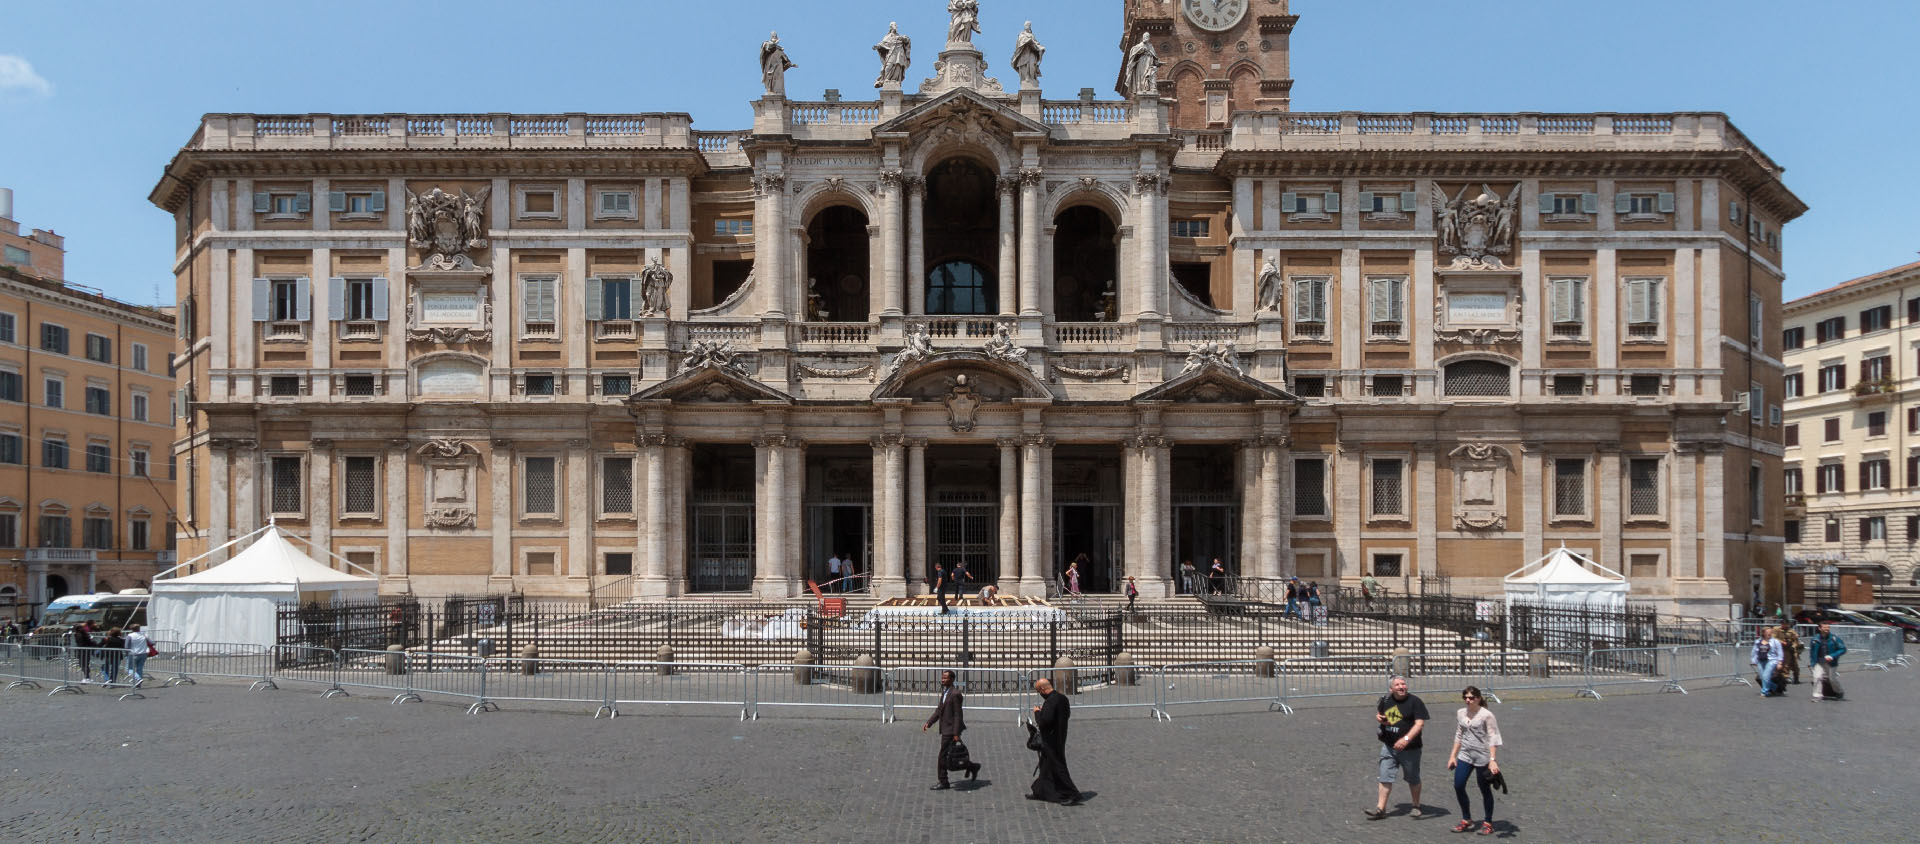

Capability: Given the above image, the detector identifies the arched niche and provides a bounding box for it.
[804,204,872,321]
[1052,204,1119,321]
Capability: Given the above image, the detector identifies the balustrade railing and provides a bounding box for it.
[795,323,873,346]
[675,322,758,346]
[1040,101,1133,125]
[1166,322,1254,345]
[1051,322,1134,349]
[923,317,999,340]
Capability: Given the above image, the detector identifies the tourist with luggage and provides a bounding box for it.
[1807,622,1847,701]
[1447,685,1503,835]
[924,670,980,789]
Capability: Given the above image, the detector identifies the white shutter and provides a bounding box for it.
[1614,192,1632,214]
[1538,192,1557,214]
[252,278,272,322]
[1657,191,1676,213]
[327,277,346,321]
[1728,200,1741,222]
[585,277,604,321]
[1368,279,1389,323]
[1581,193,1599,214]
[1551,279,1573,323]
[1281,192,1298,214]
[1323,192,1340,213]
[371,278,390,321]
[294,277,312,321]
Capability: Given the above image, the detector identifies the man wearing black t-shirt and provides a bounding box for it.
[1367,675,1433,820]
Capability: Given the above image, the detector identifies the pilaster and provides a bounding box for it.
[567,440,591,583]
[384,439,409,588]
[998,437,1021,595]
[490,438,515,587]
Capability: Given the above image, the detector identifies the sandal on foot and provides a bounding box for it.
[1452,820,1474,833]
[1478,821,1495,835]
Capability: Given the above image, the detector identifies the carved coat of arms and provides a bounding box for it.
[1431,184,1520,271]
[406,187,490,271]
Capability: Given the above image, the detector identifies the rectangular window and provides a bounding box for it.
[0,433,19,464]
[1781,326,1804,350]
[1861,458,1890,490]
[602,456,634,514]
[1869,411,1888,437]
[40,323,68,354]
[1293,458,1327,517]
[1783,372,1802,398]
[85,443,111,474]
[1783,467,1801,496]
[1750,464,1763,524]
[522,276,558,337]
[1292,277,1328,337]
[0,370,19,402]
[131,449,148,478]
[1784,520,1800,544]
[1750,294,1765,346]
[1862,516,1887,542]
[524,457,558,515]
[42,438,67,470]
[1367,277,1405,339]
[343,456,378,516]
[1627,458,1661,516]
[129,519,149,551]
[346,279,378,321]
[1550,194,1583,215]
[601,374,632,397]
[1291,375,1326,398]
[1911,515,1920,541]
[1370,458,1405,517]
[1908,454,1919,488]
[85,386,110,416]
[521,190,559,218]
[1815,316,1846,343]
[713,219,754,236]
[1911,407,1920,434]
[1554,458,1587,517]
[344,375,377,397]
[130,343,148,372]
[1816,463,1843,494]
[1169,219,1210,238]
[82,517,113,550]
[1784,424,1798,447]
[524,373,556,396]
[270,456,303,514]
[1861,305,1893,334]
[1360,191,1410,214]
[1629,374,1663,396]
[1824,519,1840,543]
[1750,384,1764,422]
[0,513,15,548]
[1818,364,1846,393]
[1549,278,1586,335]
[1370,375,1404,397]
[1370,553,1403,578]
[37,515,70,548]
[605,552,634,576]
[1911,298,1920,326]
[599,278,633,321]
[43,377,62,409]
[1552,374,1586,396]
[271,279,302,322]
[270,376,302,397]
[1861,355,1891,385]
[0,312,14,343]
[84,334,112,363]
[596,190,634,217]
[1824,417,1841,442]
[1625,279,1662,338]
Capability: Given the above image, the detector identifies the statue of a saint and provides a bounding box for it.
[874,22,911,88]
[1256,260,1283,313]
[947,0,980,46]
[639,258,673,317]
[760,31,796,97]
[1124,32,1159,97]
[1011,22,1045,89]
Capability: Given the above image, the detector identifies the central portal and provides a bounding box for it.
[923,444,1004,585]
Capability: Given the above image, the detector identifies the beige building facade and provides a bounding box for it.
[150,2,1801,616]
[1782,260,1920,590]
[1,192,180,616]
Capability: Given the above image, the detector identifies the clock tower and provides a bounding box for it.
[1115,0,1298,129]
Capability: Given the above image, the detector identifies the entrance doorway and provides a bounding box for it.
[1053,444,1125,593]
[931,492,996,585]
[45,575,71,600]
[1170,444,1242,594]
[688,444,756,593]
[802,448,874,592]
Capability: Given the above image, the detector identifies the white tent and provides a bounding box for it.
[1502,546,1630,647]
[150,526,378,646]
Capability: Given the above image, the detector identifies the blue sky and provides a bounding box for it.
[1,0,1914,306]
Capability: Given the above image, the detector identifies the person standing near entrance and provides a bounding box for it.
[1124,576,1139,612]
[1180,560,1198,595]
[1066,561,1082,596]
[924,670,980,788]
[932,563,952,613]
[826,552,843,592]
[1285,577,1302,619]
[1367,675,1432,820]
[949,561,971,608]
[1208,558,1227,595]
[1361,573,1380,610]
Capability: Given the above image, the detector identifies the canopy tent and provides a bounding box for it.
[1502,545,1630,647]
[150,526,378,647]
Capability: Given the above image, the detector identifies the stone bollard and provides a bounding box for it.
[1529,648,1549,679]
[1053,656,1078,695]
[521,644,539,676]
[385,644,405,675]
[1254,645,1276,678]
[1113,652,1136,686]
[656,644,675,677]
[792,649,815,685]
[1391,647,1411,679]
[852,654,881,695]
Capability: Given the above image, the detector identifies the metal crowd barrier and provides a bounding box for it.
[748,664,889,721]
[485,656,616,716]
[406,652,494,714]
[1051,664,1165,720]
[1277,655,1392,710]
[606,661,748,721]
[1161,661,1285,716]
[886,666,1034,724]
[164,642,278,691]
[1663,643,1751,691]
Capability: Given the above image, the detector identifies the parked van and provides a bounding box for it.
[30,590,151,644]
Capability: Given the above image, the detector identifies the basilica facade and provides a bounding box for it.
[151,0,1802,616]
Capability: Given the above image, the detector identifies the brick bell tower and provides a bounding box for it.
[1115,0,1297,129]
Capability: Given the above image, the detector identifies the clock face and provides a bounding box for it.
[1182,0,1248,32]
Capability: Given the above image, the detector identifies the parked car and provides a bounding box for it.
[1825,609,1893,629]
[1876,604,1920,620]
[1793,608,1847,627]
[1858,610,1920,643]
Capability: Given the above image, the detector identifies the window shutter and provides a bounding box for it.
[1657,191,1676,213]
[1358,191,1374,212]
[1538,192,1556,214]
[295,277,312,321]
[293,191,312,213]
[1580,192,1598,214]
[1323,192,1340,213]
[1551,280,1572,323]
[1390,279,1403,320]
[252,278,272,322]
[1399,191,1418,212]
[1368,280,1389,323]
[327,277,346,321]
[1646,280,1661,323]
[328,191,347,213]
[585,277,604,321]
[253,192,271,214]
[1280,192,1298,214]
[369,190,386,212]
[1627,280,1650,323]
[1729,200,1741,222]
[371,278,389,321]
[1614,192,1632,214]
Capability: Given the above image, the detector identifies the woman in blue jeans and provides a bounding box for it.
[1446,685,1502,835]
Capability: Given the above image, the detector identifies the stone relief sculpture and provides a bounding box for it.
[1430,184,1521,270]
[405,187,490,271]
[1123,33,1160,97]
[415,438,478,460]
[1256,260,1284,313]
[1180,340,1245,376]
[944,374,982,432]
[982,323,1028,364]
[1448,442,1513,530]
[681,339,750,378]
[760,31,796,96]
[885,323,936,378]
[874,22,911,88]
[1011,22,1045,88]
[638,258,673,317]
[404,296,494,345]
[417,438,480,529]
[947,0,980,45]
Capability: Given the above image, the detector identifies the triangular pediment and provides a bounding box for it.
[874,87,1049,139]
[870,351,1053,402]
[1132,362,1294,404]
[629,363,791,404]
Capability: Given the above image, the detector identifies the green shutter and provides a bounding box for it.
[1399,191,1418,212]
[1657,191,1676,213]
[1581,193,1599,214]
[1323,192,1340,213]
[1538,193,1556,214]
[1280,192,1298,214]
[328,191,347,213]
[1358,191,1374,212]
[585,277,604,321]
[1614,193,1631,214]
[369,190,386,212]
[293,191,311,213]
[253,192,270,214]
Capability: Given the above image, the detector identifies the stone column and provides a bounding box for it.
[490,439,514,586]
[758,174,789,318]
[879,171,904,317]
[907,439,927,588]
[1520,442,1544,563]
[639,435,671,597]
[906,177,927,315]
[1260,438,1286,581]
[567,440,592,581]
[786,439,806,590]
[1701,446,1726,580]
[1673,444,1699,579]
[997,175,1019,316]
[1336,446,1364,578]
[1131,436,1171,595]
[1415,444,1437,581]
[754,436,789,598]
[667,439,690,591]
[384,439,409,583]
[1018,435,1052,593]
[309,439,333,557]
[1018,167,1043,318]
[1240,444,1262,575]
[234,446,258,534]
[1595,246,1618,394]
[872,440,890,591]
[872,435,907,596]
[208,440,233,563]
[1135,175,1166,317]
[1598,443,1623,573]
[998,438,1021,592]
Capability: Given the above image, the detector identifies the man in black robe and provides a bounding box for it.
[1027,678,1082,805]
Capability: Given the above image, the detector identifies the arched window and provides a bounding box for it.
[1052,205,1118,320]
[927,260,993,315]
[1444,360,1512,397]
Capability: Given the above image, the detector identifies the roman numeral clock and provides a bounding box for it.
[1182,0,1248,32]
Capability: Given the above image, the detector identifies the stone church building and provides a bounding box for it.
[150,0,1802,616]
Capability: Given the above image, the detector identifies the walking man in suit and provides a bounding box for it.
[924,670,979,788]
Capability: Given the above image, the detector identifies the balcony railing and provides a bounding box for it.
[1167,322,1254,346]
[24,548,99,563]
[192,113,696,151]
[924,317,999,342]
[1051,322,1135,351]
[794,322,873,347]
[673,322,758,347]
[1226,112,1778,173]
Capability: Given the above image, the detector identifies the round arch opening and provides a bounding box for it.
[923,158,1000,314]
[1053,204,1119,321]
[805,205,871,321]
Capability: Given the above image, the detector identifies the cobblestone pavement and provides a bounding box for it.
[0,667,1911,843]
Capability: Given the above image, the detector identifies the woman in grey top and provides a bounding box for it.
[1446,685,1502,835]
